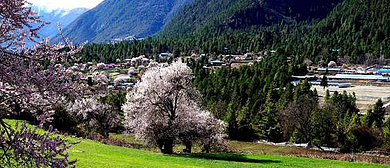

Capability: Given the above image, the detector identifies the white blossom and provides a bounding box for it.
[68,97,120,137]
[97,63,106,69]
[123,62,225,153]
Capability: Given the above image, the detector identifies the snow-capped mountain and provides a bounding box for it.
[31,6,88,39]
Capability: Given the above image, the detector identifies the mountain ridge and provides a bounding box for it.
[53,0,194,44]
[159,0,342,37]
[32,6,88,38]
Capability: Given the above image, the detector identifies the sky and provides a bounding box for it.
[28,0,104,10]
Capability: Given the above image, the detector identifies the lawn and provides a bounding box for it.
[69,141,390,168]
[5,120,390,168]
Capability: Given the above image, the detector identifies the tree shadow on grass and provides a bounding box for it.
[176,153,281,164]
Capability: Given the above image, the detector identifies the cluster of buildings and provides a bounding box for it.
[293,61,390,88]
[94,55,152,71]
[107,52,263,87]
[108,55,169,88]
[186,53,264,69]
[72,55,157,89]
[84,51,390,89]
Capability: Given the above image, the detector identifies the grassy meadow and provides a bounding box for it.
[6,120,390,168]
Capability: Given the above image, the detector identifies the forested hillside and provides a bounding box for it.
[53,0,194,44]
[160,0,342,37]
[159,0,390,63]
[307,0,390,63]
[189,52,308,141]
[75,0,390,64]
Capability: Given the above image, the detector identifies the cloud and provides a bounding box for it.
[28,0,104,10]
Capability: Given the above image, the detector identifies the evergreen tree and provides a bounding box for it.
[373,99,386,128]
[363,99,385,128]
[225,103,238,139]
[384,119,390,151]
[324,89,331,101]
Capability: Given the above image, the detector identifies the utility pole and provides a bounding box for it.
[380,45,384,65]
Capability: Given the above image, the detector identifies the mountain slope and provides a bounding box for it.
[157,0,390,62]
[160,0,342,37]
[32,6,88,38]
[54,0,194,44]
[307,0,390,62]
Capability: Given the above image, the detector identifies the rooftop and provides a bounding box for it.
[328,74,389,81]
[317,67,342,71]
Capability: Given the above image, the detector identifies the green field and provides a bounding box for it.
[5,120,390,168]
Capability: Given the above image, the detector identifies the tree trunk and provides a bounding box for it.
[100,130,109,139]
[183,141,192,153]
[307,140,313,148]
[202,141,211,153]
[160,139,174,154]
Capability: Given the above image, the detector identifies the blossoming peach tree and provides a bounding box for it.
[0,0,84,167]
[123,62,226,154]
[68,96,121,138]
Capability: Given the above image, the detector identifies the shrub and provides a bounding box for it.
[50,105,78,133]
[343,126,383,153]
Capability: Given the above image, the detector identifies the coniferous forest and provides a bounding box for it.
[76,0,390,64]
[190,55,388,153]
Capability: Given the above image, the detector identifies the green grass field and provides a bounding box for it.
[5,120,390,168]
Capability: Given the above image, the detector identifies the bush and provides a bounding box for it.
[7,102,37,125]
[343,126,383,153]
[68,97,121,138]
[50,105,78,133]
[383,119,390,151]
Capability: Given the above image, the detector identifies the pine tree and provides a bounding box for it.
[363,99,385,128]
[324,89,331,101]
[225,103,238,139]
[373,99,385,128]
[384,119,390,151]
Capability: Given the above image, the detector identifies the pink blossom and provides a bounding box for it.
[68,97,120,138]
[123,62,225,153]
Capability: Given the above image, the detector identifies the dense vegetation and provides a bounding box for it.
[75,0,390,65]
[159,0,342,37]
[189,55,390,152]
[53,0,194,44]
[190,53,305,141]
[0,1,87,167]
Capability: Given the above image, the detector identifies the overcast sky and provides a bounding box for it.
[28,0,104,10]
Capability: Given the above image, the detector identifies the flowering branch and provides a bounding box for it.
[0,1,86,167]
